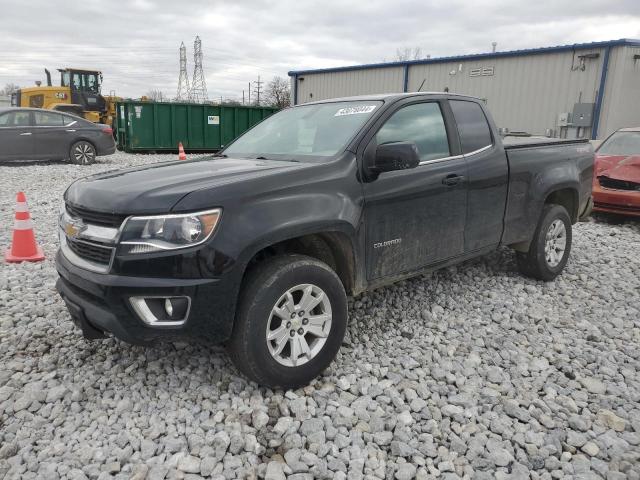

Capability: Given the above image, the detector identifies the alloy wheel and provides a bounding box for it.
[544,219,567,267]
[266,283,332,367]
[74,143,95,164]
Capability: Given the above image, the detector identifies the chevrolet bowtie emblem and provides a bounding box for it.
[64,218,85,239]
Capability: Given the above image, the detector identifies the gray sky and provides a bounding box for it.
[1,0,639,101]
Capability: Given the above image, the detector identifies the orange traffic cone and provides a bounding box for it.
[178,142,187,160]
[4,192,45,263]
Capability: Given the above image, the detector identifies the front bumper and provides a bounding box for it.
[55,250,238,345]
[592,182,640,217]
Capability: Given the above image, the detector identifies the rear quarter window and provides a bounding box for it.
[450,100,493,154]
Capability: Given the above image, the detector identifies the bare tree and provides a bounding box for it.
[264,76,291,109]
[145,89,166,102]
[0,83,20,96]
[387,47,428,62]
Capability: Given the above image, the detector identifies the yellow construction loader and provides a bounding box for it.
[14,68,120,126]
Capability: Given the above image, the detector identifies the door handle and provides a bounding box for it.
[19,132,32,136]
[442,174,465,186]
[66,129,76,132]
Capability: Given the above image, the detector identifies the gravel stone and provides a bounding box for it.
[252,410,269,430]
[177,455,201,473]
[596,409,627,432]
[395,463,417,480]
[581,441,600,457]
[265,461,286,480]
[0,153,639,479]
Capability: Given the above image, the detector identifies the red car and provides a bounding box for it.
[592,127,640,216]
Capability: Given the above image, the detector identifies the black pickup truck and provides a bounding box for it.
[56,93,594,388]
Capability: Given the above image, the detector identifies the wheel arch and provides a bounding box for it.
[544,187,579,223]
[238,226,360,296]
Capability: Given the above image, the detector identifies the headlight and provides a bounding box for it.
[118,208,221,254]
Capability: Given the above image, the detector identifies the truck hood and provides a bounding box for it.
[595,154,640,183]
[65,157,313,214]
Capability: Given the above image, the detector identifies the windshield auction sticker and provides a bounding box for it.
[335,105,377,116]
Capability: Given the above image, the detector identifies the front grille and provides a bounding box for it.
[66,204,127,228]
[598,176,640,191]
[66,237,114,265]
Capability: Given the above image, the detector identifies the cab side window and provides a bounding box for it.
[449,100,493,154]
[34,111,65,126]
[0,113,9,126]
[375,102,450,162]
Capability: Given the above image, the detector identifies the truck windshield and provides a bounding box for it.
[598,131,640,156]
[223,101,382,158]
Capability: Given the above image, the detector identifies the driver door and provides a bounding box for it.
[362,99,468,280]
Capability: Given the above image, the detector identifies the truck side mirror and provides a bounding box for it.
[373,142,420,173]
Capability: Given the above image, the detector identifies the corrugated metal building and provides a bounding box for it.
[288,39,640,139]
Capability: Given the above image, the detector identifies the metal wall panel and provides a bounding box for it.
[291,41,639,139]
[598,46,640,138]
[295,66,404,104]
[407,48,605,137]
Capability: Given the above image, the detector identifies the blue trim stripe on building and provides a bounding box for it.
[288,38,640,77]
[293,74,298,105]
[591,46,612,140]
[402,64,409,93]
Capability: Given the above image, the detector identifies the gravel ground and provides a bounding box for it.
[1,152,639,480]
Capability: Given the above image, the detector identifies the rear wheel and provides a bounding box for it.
[516,204,572,281]
[70,141,96,165]
[227,254,348,389]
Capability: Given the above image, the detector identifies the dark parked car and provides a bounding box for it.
[56,93,594,388]
[0,107,115,164]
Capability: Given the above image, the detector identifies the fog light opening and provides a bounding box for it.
[130,296,190,327]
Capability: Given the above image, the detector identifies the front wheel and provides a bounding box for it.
[70,141,96,165]
[516,204,572,281]
[227,254,348,389]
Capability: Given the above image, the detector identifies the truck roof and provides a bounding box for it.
[299,92,480,106]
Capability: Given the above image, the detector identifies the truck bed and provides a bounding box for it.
[500,136,594,249]
[502,136,590,149]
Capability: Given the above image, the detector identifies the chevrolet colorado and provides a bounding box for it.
[56,93,594,388]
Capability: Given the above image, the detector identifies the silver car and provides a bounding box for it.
[0,107,116,164]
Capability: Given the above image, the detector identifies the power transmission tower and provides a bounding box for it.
[252,76,263,106]
[175,42,190,101]
[189,35,208,103]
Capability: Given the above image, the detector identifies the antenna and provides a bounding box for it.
[176,42,190,101]
[189,35,208,103]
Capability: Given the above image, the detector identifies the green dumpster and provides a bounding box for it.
[114,101,277,152]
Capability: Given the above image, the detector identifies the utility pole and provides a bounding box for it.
[189,35,208,102]
[242,90,245,105]
[248,82,251,105]
[175,41,190,101]
[253,76,263,106]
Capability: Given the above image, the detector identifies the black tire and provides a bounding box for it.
[516,204,572,281]
[70,141,96,165]
[227,254,348,389]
